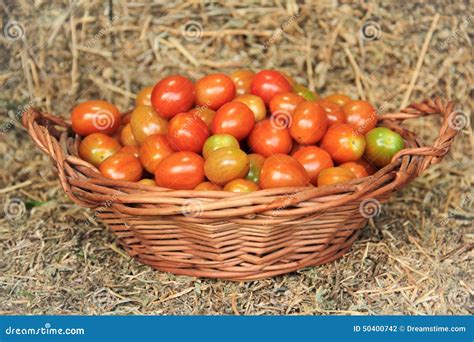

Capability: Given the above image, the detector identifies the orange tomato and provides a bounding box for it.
[339,160,376,178]
[324,93,352,107]
[154,152,205,190]
[168,112,209,153]
[99,153,143,182]
[130,105,168,145]
[71,100,121,136]
[316,99,346,126]
[120,123,138,147]
[188,107,216,128]
[138,178,157,186]
[79,133,121,167]
[233,94,266,122]
[194,182,222,191]
[230,69,255,95]
[259,154,309,189]
[320,124,366,164]
[195,73,236,110]
[248,119,292,157]
[139,134,174,174]
[289,101,328,144]
[317,167,355,186]
[342,100,377,135]
[224,179,259,192]
[119,145,140,158]
[292,146,334,185]
[135,86,153,107]
[211,102,255,141]
[204,147,249,185]
[269,92,304,116]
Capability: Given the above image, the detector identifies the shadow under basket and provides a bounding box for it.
[23,98,459,280]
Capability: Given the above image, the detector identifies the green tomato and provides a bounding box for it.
[293,84,319,101]
[364,127,405,168]
[202,134,239,159]
[245,153,266,183]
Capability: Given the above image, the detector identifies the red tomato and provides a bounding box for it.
[154,152,205,190]
[194,182,222,191]
[224,179,259,192]
[292,146,334,185]
[211,102,255,141]
[99,153,143,182]
[204,147,249,185]
[316,99,346,126]
[339,160,374,178]
[248,119,292,157]
[195,73,235,110]
[289,101,328,144]
[122,112,132,125]
[139,134,174,173]
[324,93,352,107]
[259,154,309,189]
[168,112,209,152]
[71,100,121,136]
[269,92,304,116]
[250,70,292,105]
[281,71,295,87]
[188,107,216,128]
[151,75,195,118]
[130,105,168,145]
[135,86,153,107]
[79,133,121,167]
[233,94,266,122]
[317,167,355,186]
[120,123,138,147]
[230,69,254,95]
[119,145,140,158]
[343,100,377,135]
[320,124,366,164]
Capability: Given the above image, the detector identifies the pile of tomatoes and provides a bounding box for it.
[72,69,405,192]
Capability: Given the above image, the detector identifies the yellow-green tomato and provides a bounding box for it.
[364,127,405,168]
[202,134,239,159]
[245,153,265,183]
[204,147,249,185]
[293,84,319,101]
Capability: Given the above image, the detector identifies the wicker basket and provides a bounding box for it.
[23,98,459,280]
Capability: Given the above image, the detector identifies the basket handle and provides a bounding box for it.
[377,97,460,176]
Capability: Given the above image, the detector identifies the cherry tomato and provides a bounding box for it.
[119,145,140,158]
[230,69,254,95]
[364,127,405,168]
[339,160,374,178]
[122,112,132,125]
[168,112,209,152]
[317,167,355,186]
[202,134,239,159]
[259,154,309,189]
[211,102,255,141]
[250,70,292,105]
[138,178,157,186]
[151,75,195,118]
[139,134,174,173]
[71,100,121,136]
[233,94,266,122]
[194,182,222,191]
[79,133,121,167]
[246,153,265,183]
[130,105,168,145]
[99,153,143,182]
[195,73,235,110]
[343,100,377,135]
[292,146,333,185]
[269,92,304,116]
[120,123,138,147]
[281,71,295,87]
[293,84,319,101]
[320,124,366,164]
[248,119,292,157]
[204,147,249,185]
[324,93,352,107]
[224,179,259,192]
[289,101,328,144]
[188,107,216,128]
[316,99,346,126]
[155,152,205,190]
[135,86,153,107]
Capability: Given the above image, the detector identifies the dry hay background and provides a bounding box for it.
[0,0,473,315]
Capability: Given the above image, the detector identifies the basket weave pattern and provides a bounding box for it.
[24,98,458,280]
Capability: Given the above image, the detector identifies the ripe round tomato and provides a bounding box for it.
[281,71,295,87]
[135,86,153,107]
[343,100,377,135]
[324,93,352,107]
[188,107,216,128]
[224,179,259,192]
[138,178,156,186]
[245,153,265,183]
[289,101,328,144]
[99,153,143,182]
[204,147,249,185]
[120,123,138,147]
[259,154,309,189]
[139,134,174,173]
[292,146,333,185]
[230,69,254,95]
[211,102,255,141]
[269,92,304,116]
[317,167,355,186]
[248,119,292,157]
[79,133,121,167]
[233,94,266,122]
[122,112,132,125]
[364,127,405,168]
[202,134,239,159]
[320,124,366,164]
[168,112,209,152]
[293,84,319,101]
[194,182,222,191]
[71,100,121,136]
[155,152,205,190]
[151,75,195,118]
[250,70,292,105]
[195,73,235,110]
[316,99,346,126]
[339,160,374,178]
[119,145,140,158]
[130,105,168,145]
